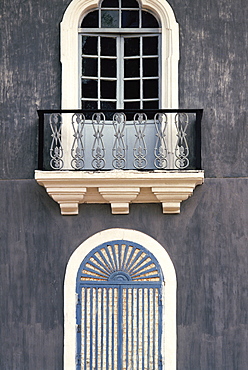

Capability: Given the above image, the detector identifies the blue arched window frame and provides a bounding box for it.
[76,239,164,369]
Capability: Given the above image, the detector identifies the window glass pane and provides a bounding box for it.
[122,10,139,27]
[81,100,98,112]
[101,10,119,27]
[124,37,140,56]
[122,0,139,8]
[143,79,158,98]
[82,80,98,98]
[101,0,119,7]
[81,10,99,28]
[143,36,158,55]
[101,80,116,99]
[101,37,116,56]
[82,36,98,55]
[124,101,140,110]
[143,100,159,109]
[142,11,159,28]
[143,58,158,77]
[82,58,98,77]
[101,101,116,110]
[124,59,140,78]
[124,80,140,99]
[101,59,116,77]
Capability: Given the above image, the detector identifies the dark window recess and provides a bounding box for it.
[124,59,140,78]
[124,37,140,56]
[122,10,139,27]
[143,100,159,109]
[81,10,99,28]
[122,0,139,8]
[82,36,98,55]
[102,0,119,7]
[142,11,159,28]
[124,101,140,109]
[100,101,116,111]
[143,79,158,99]
[143,58,158,77]
[82,58,98,77]
[101,37,116,56]
[101,59,117,77]
[81,79,98,98]
[101,10,119,27]
[124,80,140,99]
[81,100,98,112]
[101,80,116,99]
[143,36,158,55]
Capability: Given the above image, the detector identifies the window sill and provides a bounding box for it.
[35,170,204,215]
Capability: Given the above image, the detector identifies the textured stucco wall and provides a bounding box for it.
[0,179,247,369]
[0,0,247,178]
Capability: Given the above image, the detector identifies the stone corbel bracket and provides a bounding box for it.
[35,170,204,215]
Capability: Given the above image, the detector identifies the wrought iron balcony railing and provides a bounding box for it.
[37,109,203,171]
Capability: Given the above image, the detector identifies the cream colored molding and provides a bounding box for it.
[64,229,177,370]
[35,170,204,215]
[60,0,179,109]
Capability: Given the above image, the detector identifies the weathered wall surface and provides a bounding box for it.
[0,0,247,178]
[0,0,247,369]
[0,179,247,369]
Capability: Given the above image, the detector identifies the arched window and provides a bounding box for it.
[76,240,163,368]
[61,0,179,109]
[64,229,177,369]
[79,0,161,110]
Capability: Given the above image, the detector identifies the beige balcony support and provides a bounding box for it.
[35,170,204,215]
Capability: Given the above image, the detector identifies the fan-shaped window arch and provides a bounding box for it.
[76,241,163,368]
[64,229,177,369]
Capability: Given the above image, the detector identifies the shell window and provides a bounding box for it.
[76,240,163,369]
[79,0,161,110]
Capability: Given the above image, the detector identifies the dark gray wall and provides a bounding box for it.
[0,0,247,369]
[0,179,247,369]
[0,0,247,178]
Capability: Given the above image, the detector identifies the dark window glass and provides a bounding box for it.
[101,0,119,7]
[82,58,98,77]
[101,10,119,27]
[101,37,116,56]
[82,36,98,55]
[142,11,159,28]
[81,79,98,98]
[101,80,116,99]
[124,37,140,56]
[124,101,140,110]
[143,100,159,109]
[124,80,140,99]
[122,0,139,8]
[81,10,99,28]
[143,36,158,55]
[101,59,116,77]
[143,79,158,98]
[143,58,158,77]
[122,10,139,27]
[100,101,116,111]
[124,59,140,78]
[81,100,98,112]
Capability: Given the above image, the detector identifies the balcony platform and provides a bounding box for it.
[35,170,204,215]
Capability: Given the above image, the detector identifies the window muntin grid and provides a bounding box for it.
[79,0,161,110]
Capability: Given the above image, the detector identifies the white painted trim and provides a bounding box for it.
[64,228,177,369]
[35,169,204,215]
[60,0,179,109]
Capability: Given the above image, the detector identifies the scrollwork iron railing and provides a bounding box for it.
[37,109,203,171]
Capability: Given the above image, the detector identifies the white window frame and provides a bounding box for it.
[64,228,177,369]
[61,0,179,110]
